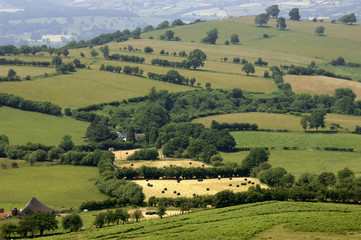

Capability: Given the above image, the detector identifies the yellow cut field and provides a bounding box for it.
[284,75,361,100]
[134,177,265,200]
[115,159,211,169]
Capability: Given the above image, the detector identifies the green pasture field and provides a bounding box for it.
[0,65,56,78]
[0,107,89,145]
[231,131,361,151]
[142,17,361,63]
[0,69,192,108]
[222,150,361,177]
[320,63,361,82]
[90,58,277,92]
[38,201,361,240]
[284,75,361,100]
[193,112,361,132]
[0,165,106,210]
[0,158,51,168]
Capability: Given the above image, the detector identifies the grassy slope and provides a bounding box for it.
[0,65,56,78]
[0,165,106,210]
[193,112,361,132]
[0,107,89,145]
[38,201,361,240]
[222,150,361,177]
[231,131,361,151]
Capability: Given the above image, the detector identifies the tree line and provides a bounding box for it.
[0,93,61,116]
[108,54,145,63]
[0,58,51,67]
[148,70,197,86]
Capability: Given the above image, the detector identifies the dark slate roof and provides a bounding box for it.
[20,197,53,215]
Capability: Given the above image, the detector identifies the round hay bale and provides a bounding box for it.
[206,188,210,191]
[236,185,239,187]
[164,188,167,191]
[177,193,180,195]
[162,191,165,193]
[173,190,177,194]
[229,184,232,186]
[130,163,134,166]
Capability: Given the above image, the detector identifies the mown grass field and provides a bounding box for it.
[0,107,89,145]
[0,165,106,210]
[222,150,361,177]
[37,201,361,240]
[193,112,361,132]
[0,65,56,78]
[134,177,263,200]
[284,75,361,100]
[0,69,192,108]
[231,131,361,151]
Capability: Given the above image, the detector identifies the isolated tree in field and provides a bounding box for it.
[266,5,280,18]
[300,115,311,132]
[230,33,240,44]
[289,8,301,20]
[62,214,83,232]
[7,69,16,78]
[99,45,110,59]
[202,28,218,44]
[94,213,106,228]
[144,46,154,53]
[59,135,74,151]
[32,212,58,236]
[315,26,325,36]
[276,17,287,30]
[52,56,62,67]
[205,82,211,89]
[242,63,255,76]
[90,49,98,58]
[309,109,326,131]
[132,209,143,222]
[187,49,207,69]
[62,49,69,57]
[339,13,357,25]
[162,30,175,41]
[157,204,167,219]
[80,52,85,57]
[255,13,269,26]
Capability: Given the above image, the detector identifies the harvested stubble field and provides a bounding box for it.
[115,159,211,169]
[284,75,361,100]
[133,177,264,200]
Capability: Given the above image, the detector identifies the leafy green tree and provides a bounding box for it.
[318,172,336,186]
[99,45,110,59]
[86,118,117,142]
[7,69,16,78]
[62,214,83,232]
[205,82,211,89]
[162,30,175,41]
[172,19,185,27]
[135,102,170,131]
[266,5,280,18]
[62,49,69,57]
[0,223,17,238]
[300,115,310,132]
[289,8,301,20]
[157,20,170,30]
[32,212,58,236]
[201,28,218,44]
[132,209,143,222]
[119,209,130,223]
[105,210,114,226]
[258,167,288,187]
[143,25,154,32]
[309,109,326,131]
[255,13,269,26]
[52,56,62,67]
[94,213,106,228]
[90,49,98,58]
[241,147,270,171]
[157,204,167,219]
[339,13,357,25]
[276,17,287,30]
[334,88,356,100]
[242,63,255,76]
[186,138,206,160]
[213,190,235,208]
[187,49,207,69]
[144,46,154,53]
[59,135,74,151]
[337,167,354,184]
[230,34,240,44]
[131,27,141,39]
[315,26,325,36]
[17,217,37,237]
